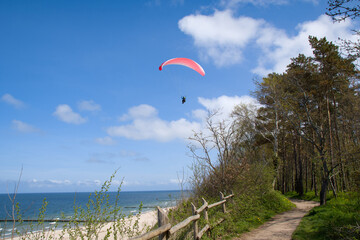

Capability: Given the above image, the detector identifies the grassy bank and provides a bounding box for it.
[167,190,295,239]
[291,192,360,240]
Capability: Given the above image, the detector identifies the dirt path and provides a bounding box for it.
[234,200,318,240]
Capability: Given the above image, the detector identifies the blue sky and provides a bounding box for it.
[0,0,357,193]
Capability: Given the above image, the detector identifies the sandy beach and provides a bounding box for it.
[11,207,173,240]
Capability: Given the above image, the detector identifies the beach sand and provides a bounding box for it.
[11,207,173,240]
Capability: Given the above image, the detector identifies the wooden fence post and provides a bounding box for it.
[191,203,198,240]
[157,206,169,240]
[202,198,210,238]
[202,198,209,223]
[130,192,235,240]
[220,192,226,213]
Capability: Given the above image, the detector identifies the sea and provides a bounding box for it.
[0,190,187,238]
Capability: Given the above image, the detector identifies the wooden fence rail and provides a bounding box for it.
[131,192,234,240]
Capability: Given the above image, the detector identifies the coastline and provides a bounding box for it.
[1,190,185,239]
[10,207,174,240]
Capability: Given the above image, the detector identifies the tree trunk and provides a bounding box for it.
[333,97,347,191]
[313,162,317,197]
[305,155,308,192]
[292,133,304,196]
[320,176,328,205]
[327,96,337,198]
[320,152,329,205]
[298,136,304,196]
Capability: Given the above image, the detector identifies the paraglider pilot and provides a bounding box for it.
[182,96,186,104]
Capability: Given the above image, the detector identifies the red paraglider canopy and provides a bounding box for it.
[159,58,205,76]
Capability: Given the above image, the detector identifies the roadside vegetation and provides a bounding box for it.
[166,163,295,239]
[291,192,360,240]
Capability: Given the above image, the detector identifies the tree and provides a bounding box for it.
[255,36,359,205]
[254,74,285,190]
[188,111,245,197]
[285,37,358,204]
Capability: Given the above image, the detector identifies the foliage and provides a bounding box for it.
[292,192,360,240]
[167,190,294,239]
[255,36,359,204]
[285,191,321,202]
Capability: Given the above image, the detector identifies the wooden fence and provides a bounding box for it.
[131,192,234,240]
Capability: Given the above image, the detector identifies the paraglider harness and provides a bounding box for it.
[181,96,186,104]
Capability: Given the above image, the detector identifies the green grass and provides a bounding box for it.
[292,192,360,240]
[285,191,337,202]
[285,191,320,201]
[221,190,295,239]
[168,190,295,239]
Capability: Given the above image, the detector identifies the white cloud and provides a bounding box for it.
[48,179,72,185]
[12,120,39,133]
[179,10,356,75]
[107,96,258,142]
[198,95,258,117]
[108,104,201,142]
[77,179,102,187]
[119,104,158,121]
[303,0,319,4]
[170,178,181,184]
[1,94,24,109]
[179,10,264,66]
[220,0,288,7]
[254,14,356,75]
[53,104,87,124]
[19,178,124,191]
[220,0,318,7]
[194,95,260,127]
[95,136,116,145]
[29,179,72,187]
[78,100,101,112]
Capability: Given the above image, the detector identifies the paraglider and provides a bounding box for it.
[181,96,186,104]
[159,58,205,104]
[159,58,205,76]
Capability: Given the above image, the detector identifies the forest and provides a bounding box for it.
[255,35,359,205]
[178,3,360,237]
[187,1,360,207]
